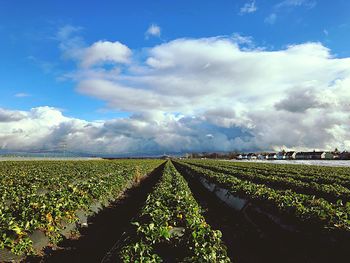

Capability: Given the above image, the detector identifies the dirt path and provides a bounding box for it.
[173,162,261,263]
[27,163,165,263]
[173,161,349,263]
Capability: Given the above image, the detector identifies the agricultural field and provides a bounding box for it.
[174,159,350,262]
[0,159,163,261]
[175,159,350,231]
[109,161,230,262]
[238,159,350,167]
[1,158,350,262]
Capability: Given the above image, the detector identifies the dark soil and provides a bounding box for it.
[173,161,350,263]
[26,163,165,263]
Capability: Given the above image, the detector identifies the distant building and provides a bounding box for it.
[295,151,334,160]
[257,154,266,160]
[285,151,297,159]
[277,152,286,160]
[247,153,257,160]
[339,151,350,160]
[267,153,277,160]
[333,153,340,159]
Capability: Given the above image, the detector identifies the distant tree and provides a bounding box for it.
[228,152,239,159]
[192,153,201,158]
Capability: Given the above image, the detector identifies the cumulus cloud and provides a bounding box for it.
[55,26,132,69]
[0,107,247,154]
[72,37,350,152]
[0,108,26,122]
[240,1,257,14]
[80,41,132,68]
[274,88,325,113]
[4,33,350,154]
[145,24,161,39]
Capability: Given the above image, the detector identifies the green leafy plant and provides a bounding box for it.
[0,159,163,257]
[175,160,350,232]
[118,161,230,262]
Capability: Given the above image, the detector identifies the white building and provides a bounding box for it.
[247,153,257,160]
[277,152,286,160]
[285,151,297,159]
[267,153,277,160]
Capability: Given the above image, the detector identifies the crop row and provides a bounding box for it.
[184,160,350,203]
[206,160,350,187]
[118,161,230,262]
[0,160,163,258]
[174,161,350,232]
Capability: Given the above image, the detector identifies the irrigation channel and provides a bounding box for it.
[27,163,165,263]
[173,161,350,263]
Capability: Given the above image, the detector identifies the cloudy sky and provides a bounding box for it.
[1,0,350,155]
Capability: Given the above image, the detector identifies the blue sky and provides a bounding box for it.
[0,0,350,155]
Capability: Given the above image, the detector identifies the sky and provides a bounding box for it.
[0,0,350,155]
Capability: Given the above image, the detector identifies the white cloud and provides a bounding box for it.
[0,108,26,122]
[14,93,30,98]
[55,26,131,68]
[231,33,254,47]
[265,13,277,24]
[56,25,83,40]
[80,41,132,68]
[56,25,85,60]
[145,24,161,39]
[268,0,316,25]
[276,0,317,9]
[274,87,324,113]
[0,107,244,154]
[4,34,350,154]
[71,37,350,152]
[240,1,257,14]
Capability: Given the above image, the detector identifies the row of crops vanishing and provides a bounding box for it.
[3,158,349,262]
[215,160,350,187]
[113,161,230,262]
[0,159,163,260]
[174,160,350,233]
[185,160,350,203]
